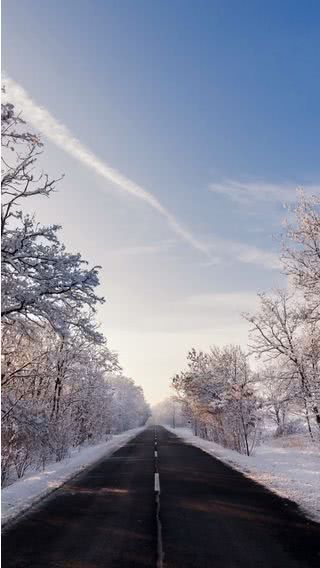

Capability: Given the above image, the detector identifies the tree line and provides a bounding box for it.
[1,96,150,486]
[157,191,320,455]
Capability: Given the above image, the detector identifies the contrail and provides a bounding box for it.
[3,74,209,256]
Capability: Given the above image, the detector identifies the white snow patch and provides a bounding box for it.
[2,427,144,526]
[165,426,320,523]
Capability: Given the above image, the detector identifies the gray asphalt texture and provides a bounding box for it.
[2,426,320,568]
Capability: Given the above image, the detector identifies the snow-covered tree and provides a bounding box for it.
[244,290,320,438]
[1,100,104,340]
[1,97,149,486]
[281,191,320,319]
[152,397,187,428]
[172,345,261,455]
[1,324,120,476]
[108,375,150,433]
[256,362,298,433]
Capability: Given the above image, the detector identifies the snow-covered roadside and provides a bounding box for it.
[165,426,320,523]
[2,427,144,526]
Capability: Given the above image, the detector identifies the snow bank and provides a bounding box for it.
[2,427,144,526]
[165,426,320,522]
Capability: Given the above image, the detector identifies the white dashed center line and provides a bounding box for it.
[154,429,163,567]
[154,472,160,492]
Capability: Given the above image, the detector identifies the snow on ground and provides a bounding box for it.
[2,427,144,526]
[165,426,320,523]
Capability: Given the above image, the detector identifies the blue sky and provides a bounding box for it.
[3,0,320,402]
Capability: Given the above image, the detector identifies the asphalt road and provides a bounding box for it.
[2,426,320,568]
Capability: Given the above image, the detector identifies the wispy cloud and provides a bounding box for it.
[229,242,281,270]
[110,241,175,256]
[112,237,280,269]
[3,74,209,256]
[205,237,281,270]
[2,75,283,272]
[185,291,259,313]
[209,179,320,206]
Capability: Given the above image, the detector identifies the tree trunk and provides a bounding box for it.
[304,398,314,441]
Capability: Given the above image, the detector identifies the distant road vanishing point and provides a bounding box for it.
[2,426,320,568]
